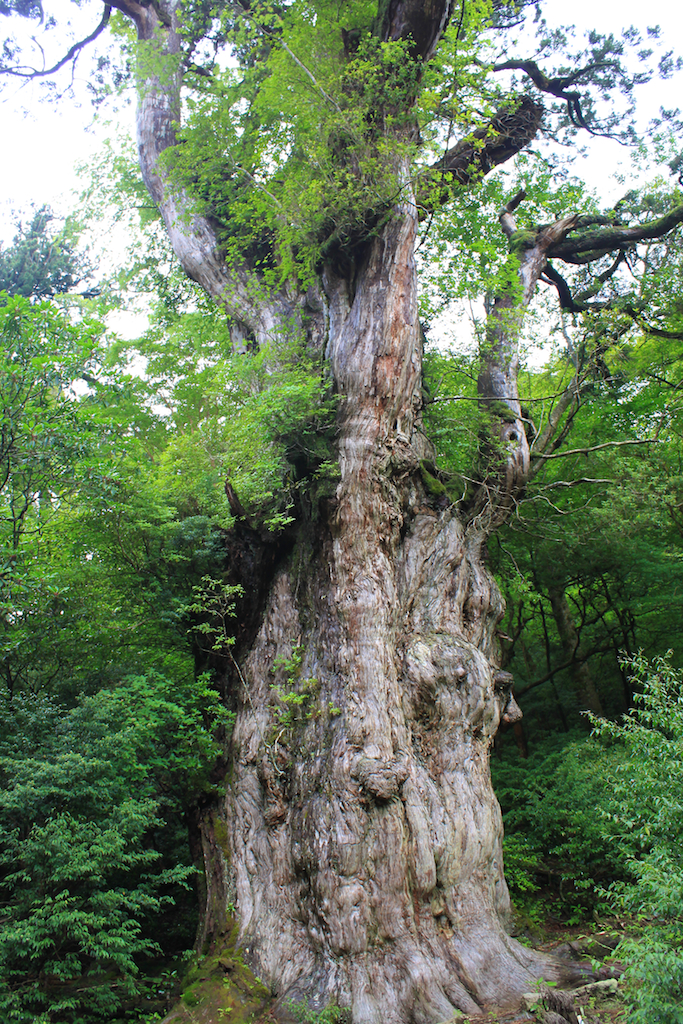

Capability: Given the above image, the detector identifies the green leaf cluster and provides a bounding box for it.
[0,671,229,1022]
[0,207,89,299]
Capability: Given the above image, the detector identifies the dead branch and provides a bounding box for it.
[490,57,626,138]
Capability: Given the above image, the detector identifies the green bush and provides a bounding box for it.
[496,653,683,1018]
[0,672,229,1022]
[492,732,628,916]
[589,653,683,1023]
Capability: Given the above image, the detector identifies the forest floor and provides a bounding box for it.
[462,913,632,1024]
[146,913,634,1024]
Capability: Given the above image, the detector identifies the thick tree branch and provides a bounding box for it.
[540,263,577,311]
[107,0,307,346]
[464,188,646,534]
[570,252,626,307]
[418,97,543,215]
[469,203,579,532]
[548,203,683,263]
[622,306,683,341]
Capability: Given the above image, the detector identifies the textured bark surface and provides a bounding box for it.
[212,196,578,1021]
[108,2,585,1017]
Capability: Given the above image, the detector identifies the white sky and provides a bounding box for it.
[0,0,682,245]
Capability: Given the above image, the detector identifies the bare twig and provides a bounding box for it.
[429,389,577,404]
[534,477,612,488]
[279,39,342,113]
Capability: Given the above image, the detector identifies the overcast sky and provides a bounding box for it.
[1,0,682,245]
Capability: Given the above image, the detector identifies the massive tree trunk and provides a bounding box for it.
[218,196,571,1020]
[171,186,588,1017]
[110,1,584,1019]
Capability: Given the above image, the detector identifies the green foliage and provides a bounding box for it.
[0,295,244,1019]
[78,130,199,319]
[497,655,683,1018]
[0,206,88,299]
[181,575,243,656]
[588,653,683,1023]
[0,294,115,695]
[492,733,627,915]
[0,671,228,1022]
[591,653,683,863]
[288,998,345,1024]
[139,325,338,526]
[422,345,481,486]
[618,936,683,1024]
[418,151,596,322]
[270,646,318,732]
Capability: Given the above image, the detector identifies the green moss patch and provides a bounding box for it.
[163,936,271,1024]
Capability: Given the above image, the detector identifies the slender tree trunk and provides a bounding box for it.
[547,586,604,715]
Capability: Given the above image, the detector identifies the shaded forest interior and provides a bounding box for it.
[1,0,683,1020]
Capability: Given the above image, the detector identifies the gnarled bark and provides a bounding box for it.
[108,2,586,1018]
[209,195,580,1021]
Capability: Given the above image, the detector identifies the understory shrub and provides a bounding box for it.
[496,652,683,1020]
[0,671,229,1022]
[492,731,629,916]
[590,653,683,1024]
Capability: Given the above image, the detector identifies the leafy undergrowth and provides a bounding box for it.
[492,655,683,1024]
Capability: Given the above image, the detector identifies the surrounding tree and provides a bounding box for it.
[0,206,87,298]
[2,0,683,1020]
[0,671,229,1023]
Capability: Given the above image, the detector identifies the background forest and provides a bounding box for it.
[2,1,683,1021]
[3,177,683,1024]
